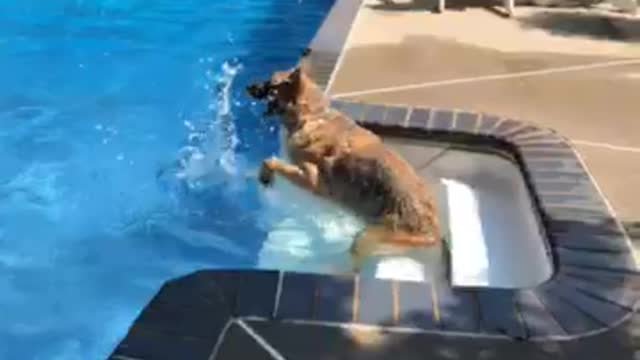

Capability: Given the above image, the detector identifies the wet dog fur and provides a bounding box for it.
[247,57,441,272]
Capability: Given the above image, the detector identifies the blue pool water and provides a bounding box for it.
[0,0,335,358]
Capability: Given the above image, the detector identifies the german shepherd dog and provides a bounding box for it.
[247,58,441,271]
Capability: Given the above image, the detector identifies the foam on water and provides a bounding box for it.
[257,170,366,273]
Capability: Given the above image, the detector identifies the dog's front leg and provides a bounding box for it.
[259,158,322,194]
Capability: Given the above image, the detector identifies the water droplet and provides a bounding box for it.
[116,154,124,161]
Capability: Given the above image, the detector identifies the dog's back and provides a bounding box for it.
[315,115,439,237]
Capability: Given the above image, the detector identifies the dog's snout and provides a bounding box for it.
[246,81,271,100]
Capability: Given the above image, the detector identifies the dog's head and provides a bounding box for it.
[247,48,322,118]
[246,67,303,117]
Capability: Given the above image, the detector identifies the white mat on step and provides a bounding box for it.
[257,173,447,282]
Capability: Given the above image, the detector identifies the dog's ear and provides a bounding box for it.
[299,54,312,78]
[289,61,312,85]
[289,66,303,86]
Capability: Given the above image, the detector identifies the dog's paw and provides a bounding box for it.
[258,160,275,186]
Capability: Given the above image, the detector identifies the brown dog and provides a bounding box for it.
[247,63,441,271]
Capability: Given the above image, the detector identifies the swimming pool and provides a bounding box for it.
[0,0,334,358]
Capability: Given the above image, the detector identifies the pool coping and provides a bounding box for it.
[109,0,640,358]
[303,0,363,91]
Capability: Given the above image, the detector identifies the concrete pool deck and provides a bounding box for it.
[326,0,640,254]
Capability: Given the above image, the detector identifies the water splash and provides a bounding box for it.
[173,59,244,190]
[213,60,242,175]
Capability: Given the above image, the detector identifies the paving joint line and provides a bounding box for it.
[331,58,640,98]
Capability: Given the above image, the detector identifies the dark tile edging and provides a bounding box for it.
[110,103,640,359]
[328,99,640,337]
[303,0,363,90]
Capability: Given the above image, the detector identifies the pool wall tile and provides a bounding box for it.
[518,141,573,151]
[362,104,387,125]
[234,271,279,318]
[491,118,523,137]
[407,108,431,128]
[277,273,317,320]
[532,182,596,195]
[560,265,640,286]
[385,106,408,127]
[453,111,479,132]
[396,281,437,329]
[315,275,355,323]
[544,283,628,326]
[518,147,576,159]
[112,330,215,360]
[546,216,624,237]
[552,232,631,253]
[554,248,636,272]
[435,281,480,332]
[555,274,637,310]
[213,322,275,360]
[475,114,501,135]
[110,270,237,360]
[331,99,347,112]
[516,290,566,338]
[339,102,365,122]
[355,277,394,325]
[500,125,541,140]
[427,109,455,131]
[510,131,558,144]
[476,289,527,339]
[522,158,586,175]
[535,287,602,335]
